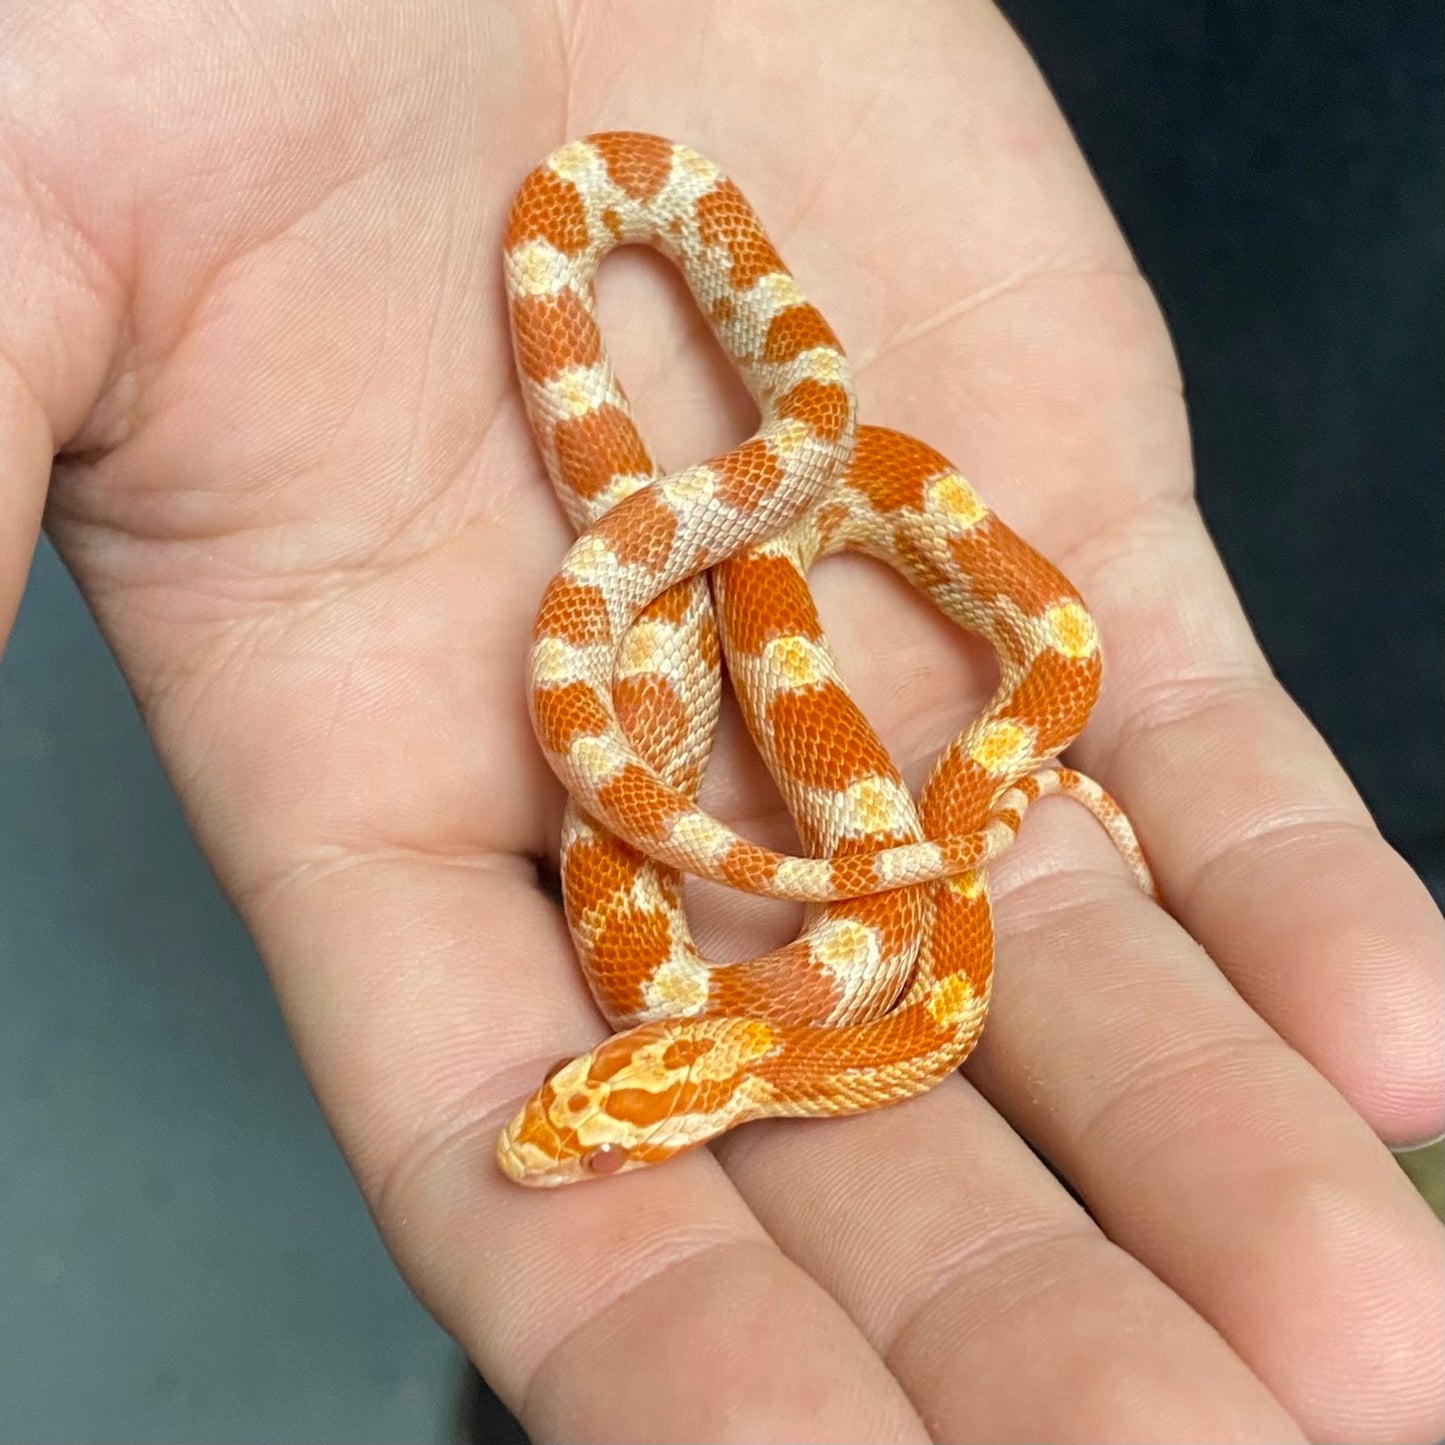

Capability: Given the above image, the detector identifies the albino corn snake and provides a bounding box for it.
[496,133,1155,1187]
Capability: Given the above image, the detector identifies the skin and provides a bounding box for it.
[1,1,1440,1440]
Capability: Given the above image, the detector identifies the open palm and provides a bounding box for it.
[3,2,1439,1440]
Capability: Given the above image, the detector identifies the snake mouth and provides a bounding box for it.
[496,1137,629,1188]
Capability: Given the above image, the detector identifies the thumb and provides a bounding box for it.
[0,152,124,668]
[0,373,50,654]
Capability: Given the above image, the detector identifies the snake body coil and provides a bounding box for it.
[497,134,1153,1187]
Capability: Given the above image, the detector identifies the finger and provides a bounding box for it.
[241,854,932,1443]
[0,144,123,657]
[0,371,49,648]
[968,807,1444,1443]
[1067,508,1444,1145]
[716,1073,1304,1443]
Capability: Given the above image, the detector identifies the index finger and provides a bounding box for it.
[246,857,932,1443]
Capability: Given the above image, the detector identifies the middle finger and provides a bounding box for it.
[714,875,1302,1443]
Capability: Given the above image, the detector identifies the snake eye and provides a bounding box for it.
[582,1143,628,1176]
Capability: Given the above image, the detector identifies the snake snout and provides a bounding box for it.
[495,1088,578,1186]
[496,1065,632,1187]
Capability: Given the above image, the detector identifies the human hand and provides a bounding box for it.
[2,2,1438,1440]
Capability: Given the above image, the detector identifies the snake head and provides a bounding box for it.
[496,1017,781,1187]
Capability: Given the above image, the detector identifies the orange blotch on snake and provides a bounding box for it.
[995,651,1100,758]
[812,499,851,545]
[613,671,689,771]
[947,518,1070,611]
[586,1031,652,1084]
[586,895,673,986]
[532,681,612,755]
[607,1085,680,1128]
[698,617,722,671]
[695,179,788,288]
[506,168,590,255]
[763,304,840,364]
[916,756,995,830]
[592,489,679,573]
[718,553,823,654]
[705,943,842,1022]
[705,838,774,890]
[510,289,603,382]
[640,580,697,627]
[827,851,880,897]
[711,438,785,513]
[563,834,646,902]
[595,764,686,843]
[930,886,993,991]
[717,839,781,891]
[847,427,949,513]
[590,132,674,201]
[554,405,654,500]
[535,578,611,646]
[775,378,851,442]
[890,527,952,591]
[662,1034,717,1071]
[767,682,897,789]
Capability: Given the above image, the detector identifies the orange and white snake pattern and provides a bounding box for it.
[496,134,1155,1187]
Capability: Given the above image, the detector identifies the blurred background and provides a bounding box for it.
[1,3,1439,1442]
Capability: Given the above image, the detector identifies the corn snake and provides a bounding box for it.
[496,133,1155,1187]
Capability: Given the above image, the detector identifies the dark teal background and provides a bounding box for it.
[1,540,460,1442]
[1010,0,1443,893]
